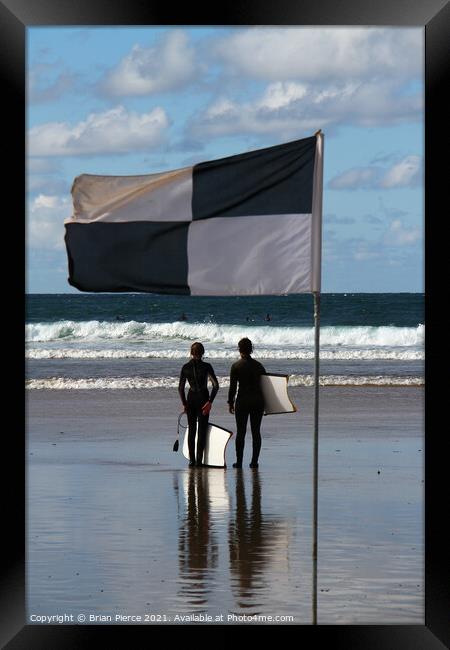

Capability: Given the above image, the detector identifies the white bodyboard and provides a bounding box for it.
[261,373,297,415]
[182,421,233,468]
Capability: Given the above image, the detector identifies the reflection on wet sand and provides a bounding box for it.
[175,467,291,615]
[176,469,221,608]
[229,470,288,612]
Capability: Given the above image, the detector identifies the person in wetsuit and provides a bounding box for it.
[178,342,219,467]
[227,338,266,469]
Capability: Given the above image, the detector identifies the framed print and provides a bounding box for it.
[2,0,448,647]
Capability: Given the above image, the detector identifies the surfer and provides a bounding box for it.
[227,338,266,469]
[178,342,219,467]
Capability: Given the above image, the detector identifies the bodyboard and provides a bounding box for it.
[182,421,233,468]
[261,373,297,415]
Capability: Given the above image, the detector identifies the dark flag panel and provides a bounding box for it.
[65,221,190,294]
[192,136,316,220]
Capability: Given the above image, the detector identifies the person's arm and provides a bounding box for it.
[178,368,187,410]
[228,365,238,413]
[201,364,219,416]
[207,364,219,403]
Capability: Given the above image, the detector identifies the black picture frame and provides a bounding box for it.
[5,0,448,646]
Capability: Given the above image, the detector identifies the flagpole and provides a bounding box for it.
[312,290,320,625]
[311,129,323,626]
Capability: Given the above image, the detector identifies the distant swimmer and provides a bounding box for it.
[265,313,271,321]
[115,315,124,320]
[180,312,187,321]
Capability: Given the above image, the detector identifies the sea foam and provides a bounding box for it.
[26,374,424,390]
[25,347,424,361]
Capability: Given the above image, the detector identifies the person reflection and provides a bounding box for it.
[228,469,270,608]
[177,469,218,607]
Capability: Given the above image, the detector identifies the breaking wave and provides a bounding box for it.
[26,374,424,390]
[25,347,424,361]
[26,320,424,348]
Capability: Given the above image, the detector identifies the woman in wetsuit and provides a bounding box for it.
[178,342,219,467]
[227,338,266,469]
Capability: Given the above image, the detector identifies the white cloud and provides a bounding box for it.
[191,82,330,138]
[27,194,72,250]
[257,82,308,109]
[324,217,421,269]
[206,98,237,119]
[329,168,379,190]
[188,28,422,140]
[190,78,421,139]
[328,156,423,190]
[214,27,422,82]
[102,30,197,96]
[34,195,62,209]
[28,105,169,156]
[383,219,421,246]
[379,155,421,188]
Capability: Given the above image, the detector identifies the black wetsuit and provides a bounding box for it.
[178,359,219,464]
[227,356,266,465]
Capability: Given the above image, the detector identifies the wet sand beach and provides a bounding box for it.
[26,386,424,625]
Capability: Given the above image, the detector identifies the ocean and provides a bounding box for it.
[25,293,424,390]
[26,293,425,622]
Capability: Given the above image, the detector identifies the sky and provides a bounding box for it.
[26,26,424,293]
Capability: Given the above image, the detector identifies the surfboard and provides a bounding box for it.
[182,419,233,468]
[261,373,297,415]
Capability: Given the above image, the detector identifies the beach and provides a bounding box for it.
[26,385,424,625]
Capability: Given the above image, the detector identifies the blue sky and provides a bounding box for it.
[26,26,424,293]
